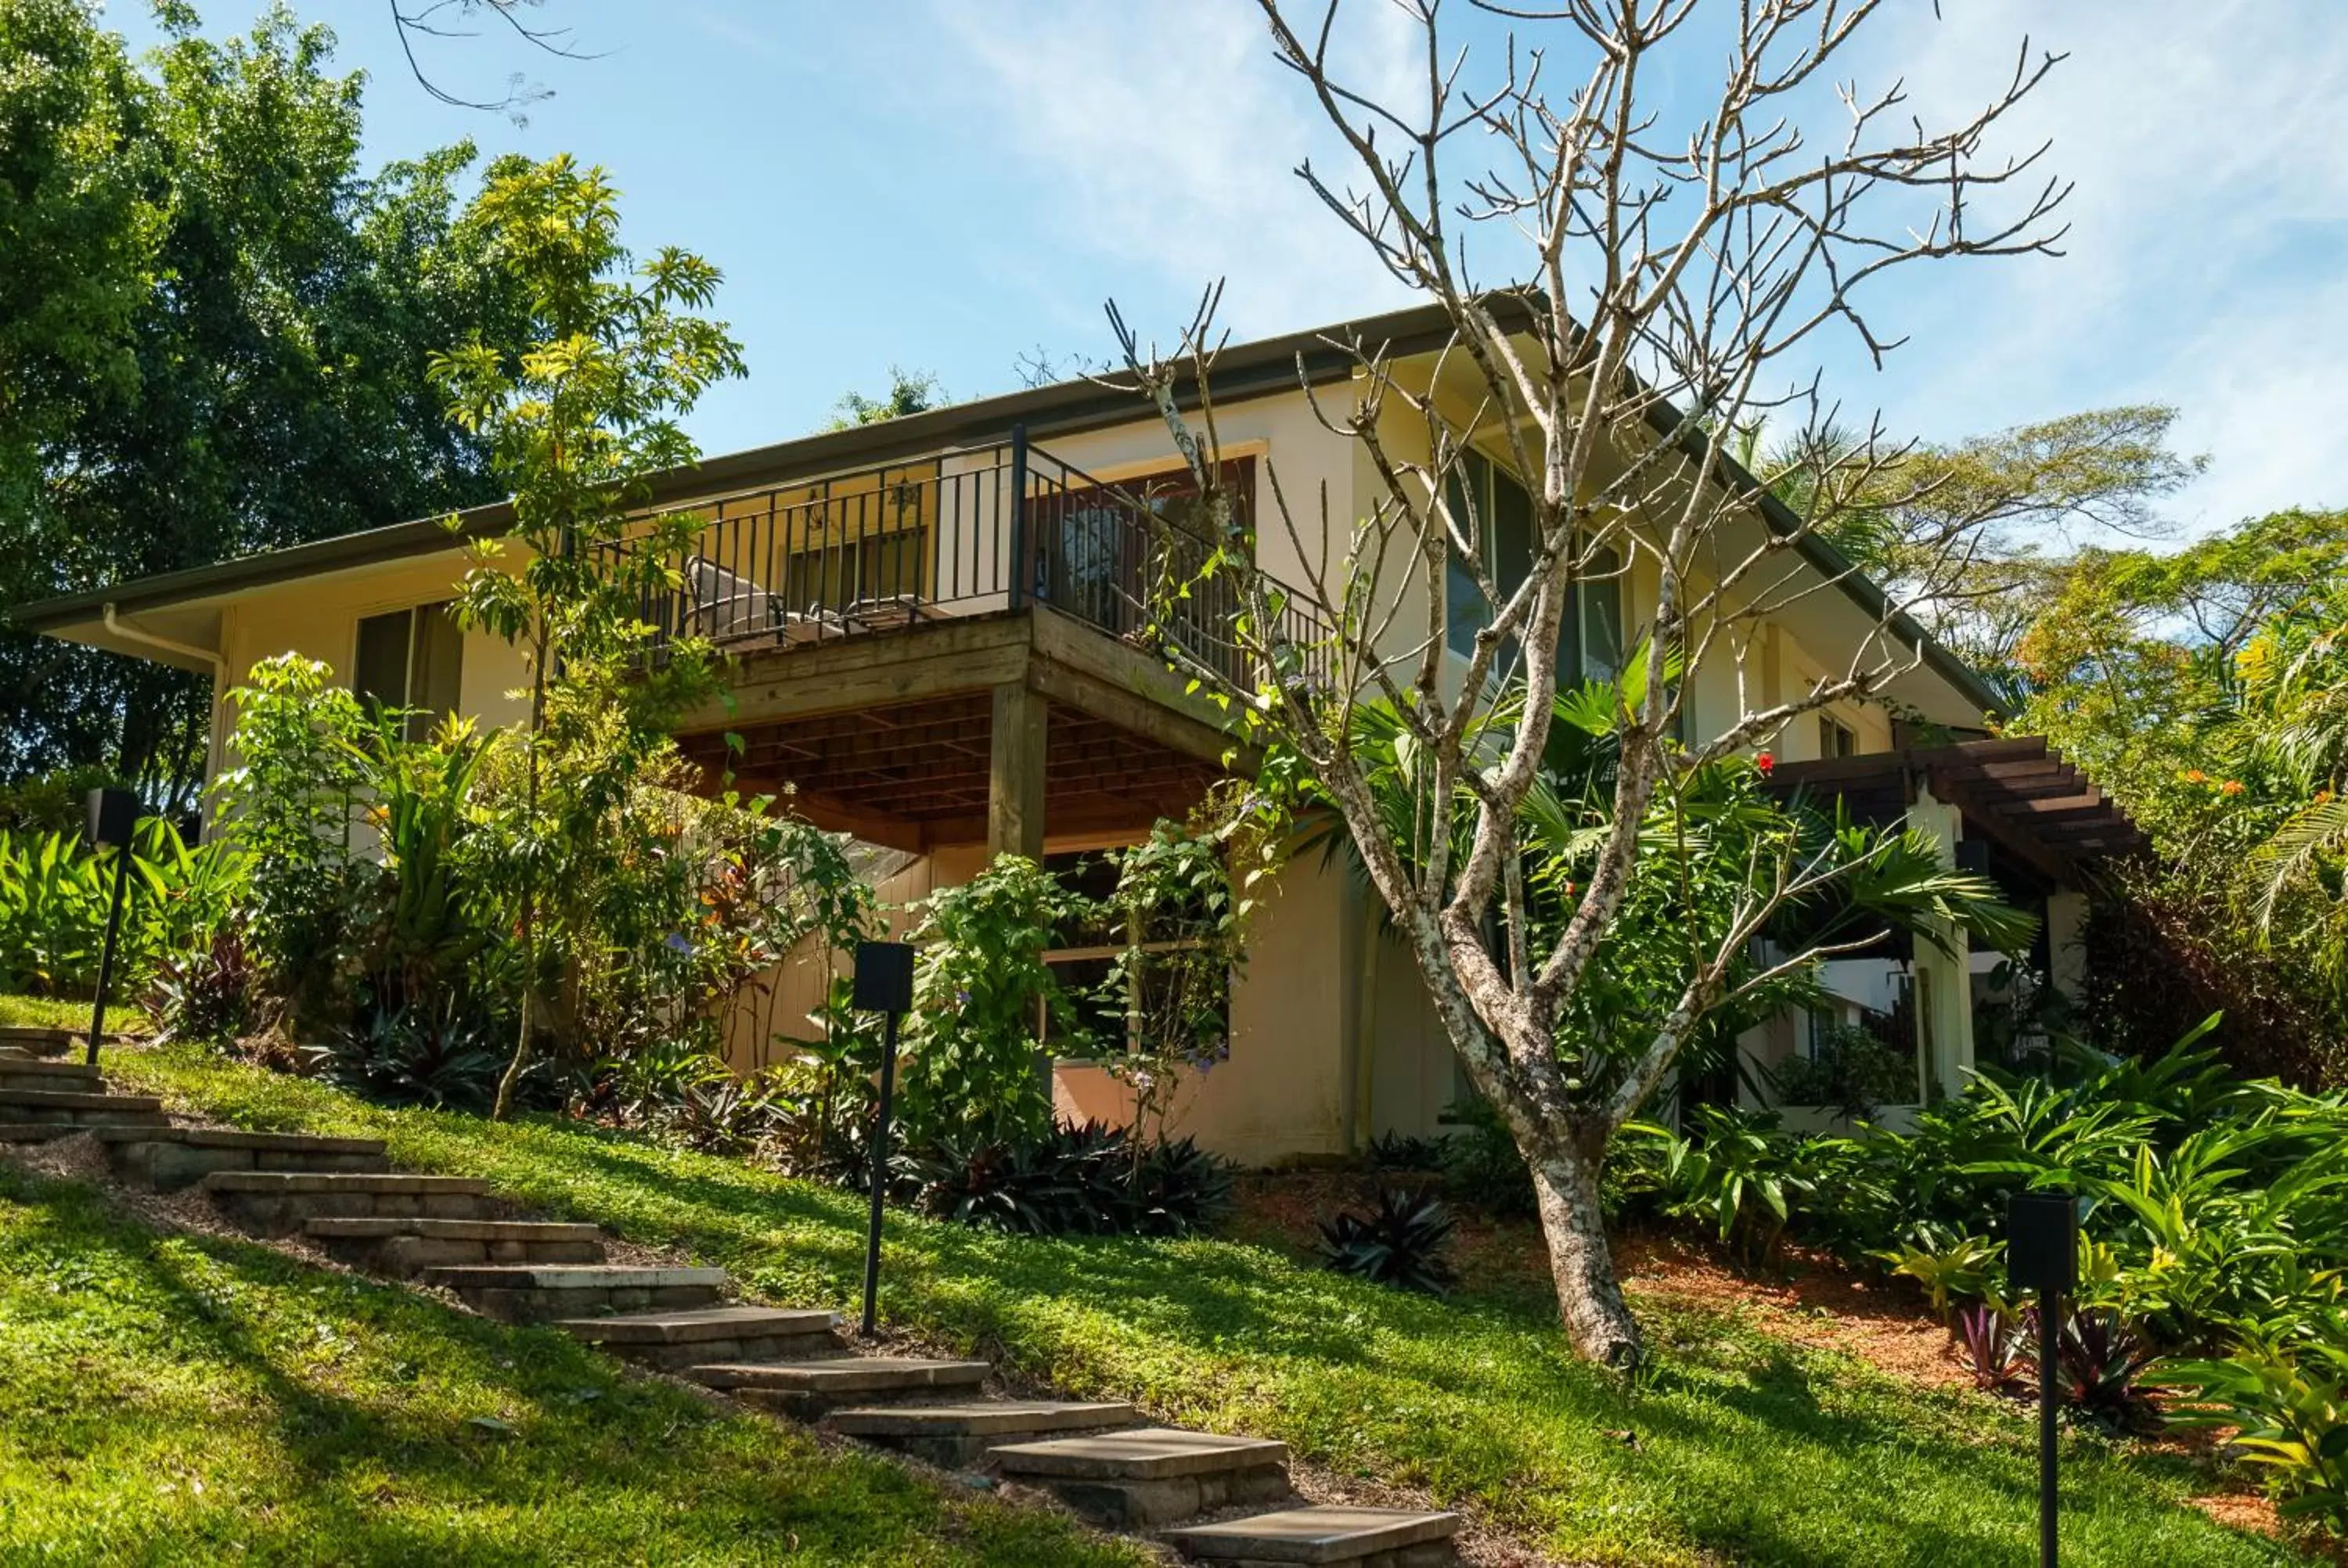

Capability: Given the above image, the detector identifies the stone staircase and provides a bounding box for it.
[0,1041,1463,1567]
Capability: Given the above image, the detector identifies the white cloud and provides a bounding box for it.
[1838,0,2348,533]
[936,0,2348,535]
[923,2,1417,338]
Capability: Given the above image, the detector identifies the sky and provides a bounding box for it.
[103,0,2348,541]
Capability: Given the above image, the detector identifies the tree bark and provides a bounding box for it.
[1529,1139,1643,1370]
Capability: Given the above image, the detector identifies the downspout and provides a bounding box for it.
[103,604,225,674]
[103,603,229,811]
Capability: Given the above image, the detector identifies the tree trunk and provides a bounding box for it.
[1529,1141,1643,1370]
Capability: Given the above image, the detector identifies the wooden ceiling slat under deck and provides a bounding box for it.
[677,690,1223,848]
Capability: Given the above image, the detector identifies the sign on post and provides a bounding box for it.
[854,940,915,1338]
[83,789,142,1068]
[2009,1191,2080,1568]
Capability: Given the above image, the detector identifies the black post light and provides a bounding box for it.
[852,940,915,1339]
[84,788,143,1068]
[2009,1190,2080,1568]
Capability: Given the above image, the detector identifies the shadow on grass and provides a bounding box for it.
[0,1164,1139,1568]
[102,1044,2309,1568]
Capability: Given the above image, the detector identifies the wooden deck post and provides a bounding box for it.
[986,679,1046,862]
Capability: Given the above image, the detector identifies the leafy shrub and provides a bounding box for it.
[899,855,1093,1151]
[311,1008,507,1112]
[147,927,256,1047]
[2170,1330,2348,1534]
[0,819,245,998]
[1769,1021,1917,1122]
[1624,1105,1808,1269]
[1320,1187,1459,1296]
[655,1076,777,1156]
[1367,1129,1446,1172]
[916,1121,1235,1238]
[1878,1232,2005,1325]
[1125,1134,1236,1237]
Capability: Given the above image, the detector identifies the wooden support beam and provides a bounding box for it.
[988,680,1047,861]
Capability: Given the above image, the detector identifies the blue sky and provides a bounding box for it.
[109,1,2348,538]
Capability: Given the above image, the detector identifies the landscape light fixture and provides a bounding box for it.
[82,788,143,1067]
[2008,1190,2080,1568]
[852,940,916,1339]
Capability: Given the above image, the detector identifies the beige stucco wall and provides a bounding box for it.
[210,548,531,782]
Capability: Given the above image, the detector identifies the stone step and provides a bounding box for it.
[990,1427,1292,1529]
[304,1217,607,1276]
[0,1059,101,1091]
[557,1305,842,1371]
[423,1263,728,1325]
[92,1126,391,1190]
[693,1355,991,1417]
[0,1087,167,1126]
[0,1026,91,1058]
[827,1400,1138,1468]
[1160,1505,1462,1566]
[201,1171,495,1235]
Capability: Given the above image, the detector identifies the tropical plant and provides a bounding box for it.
[2047,1306,2165,1436]
[1957,1304,2034,1398]
[311,1006,507,1112]
[146,926,256,1048]
[2168,1330,2348,1534]
[1769,1021,1917,1123]
[209,653,387,1027]
[1877,1234,2006,1326]
[1091,785,1282,1153]
[1626,1105,1810,1270]
[429,151,744,1118]
[1319,1187,1460,1296]
[897,855,1094,1151]
[1125,1134,1237,1237]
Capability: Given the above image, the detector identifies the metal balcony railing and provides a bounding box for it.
[612,430,1332,692]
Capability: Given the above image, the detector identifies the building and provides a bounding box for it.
[12,304,2141,1163]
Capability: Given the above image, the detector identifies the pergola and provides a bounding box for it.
[1763,735,2146,884]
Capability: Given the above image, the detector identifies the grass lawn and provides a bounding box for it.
[85,1039,2311,1568]
[0,1160,1144,1566]
[0,992,142,1033]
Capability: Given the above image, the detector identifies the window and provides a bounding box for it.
[1442,451,1532,659]
[354,602,464,739]
[1820,714,1859,759]
[1034,849,1231,1059]
[1576,542,1626,684]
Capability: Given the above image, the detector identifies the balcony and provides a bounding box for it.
[616,433,1329,691]
[631,433,1328,856]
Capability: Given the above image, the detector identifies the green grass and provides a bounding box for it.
[0,992,141,1032]
[92,1039,2314,1568]
[0,1161,1144,1567]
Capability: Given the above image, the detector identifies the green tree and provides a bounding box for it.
[430,152,745,1119]
[0,2,531,802]
[1756,406,2203,699]
[826,366,941,430]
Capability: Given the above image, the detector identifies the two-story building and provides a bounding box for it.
[13,303,2141,1162]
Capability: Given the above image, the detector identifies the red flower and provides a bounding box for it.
[1755,751,1776,775]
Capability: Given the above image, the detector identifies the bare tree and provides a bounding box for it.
[1107,0,2069,1367]
[388,0,590,122]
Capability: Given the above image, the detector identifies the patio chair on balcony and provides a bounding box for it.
[684,555,777,644]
